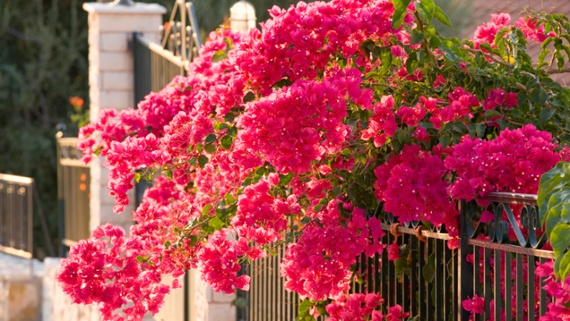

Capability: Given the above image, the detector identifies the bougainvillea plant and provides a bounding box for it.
[57,0,570,319]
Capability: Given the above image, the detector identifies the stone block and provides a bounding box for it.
[88,47,100,68]
[87,31,101,54]
[96,14,163,33]
[99,90,133,109]
[3,281,39,321]
[102,71,133,91]
[0,253,43,321]
[88,68,101,90]
[207,303,236,321]
[101,33,129,52]
[212,289,236,304]
[99,52,132,72]
[43,258,100,321]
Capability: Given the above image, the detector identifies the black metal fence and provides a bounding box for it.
[238,192,554,321]
[0,173,34,259]
[133,33,188,105]
[57,135,91,256]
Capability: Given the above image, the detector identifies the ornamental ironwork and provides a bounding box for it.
[161,0,202,65]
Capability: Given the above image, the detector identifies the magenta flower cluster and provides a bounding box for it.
[57,0,570,320]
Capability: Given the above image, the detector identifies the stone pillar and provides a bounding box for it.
[189,269,237,321]
[83,2,166,232]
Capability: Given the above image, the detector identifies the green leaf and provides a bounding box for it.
[438,39,462,62]
[134,172,142,183]
[198,155,208,168]
[475,123,486,138]
[411,30,425,44]
[205,134,217,144]
[300,216,312,225]
[550,223,570,255]
[391,0,413,29]
[212,50,227,62]
[204,143,217,154]
[380,48,393,74]
[483,109,502,118]
[298,299,314,319]
[538,162,570,222]
[228,126,238,137]
[556,251,570,280]
[202,204,213,215]
[433,6,452,27]
[332,186,342,197]
[243,91,255,103]
[422,252,435,282]
[165,170,173,179]
[225,193,236,205]
[538,48,551,67]
[416,0,436,23]
[439,135,450,148]
[208,217,225,230]
[313,198,329,212]
[545,194,570,235]
[539,108,556,126]
[220,136,233,149]
[224,113,236,122]
[530,89,549,106]
[280,172,295,185]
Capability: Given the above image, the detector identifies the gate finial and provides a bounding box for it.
[110,0,134,6]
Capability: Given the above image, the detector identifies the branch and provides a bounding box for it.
[4,27,43,43]
[462,46,511,68]
[546,67,570,74]
[462,47,533,93]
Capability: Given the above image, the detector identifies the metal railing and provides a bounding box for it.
[238,192,555,321]
[132,1,201,106]
[0,174,34,259]
[133,34,188,104]
[57,135,91,256]
[459,192,552,321]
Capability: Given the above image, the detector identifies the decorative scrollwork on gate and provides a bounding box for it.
[466,192,546,249]
[161,0,202,64]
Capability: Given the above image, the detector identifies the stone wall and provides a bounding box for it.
[42,258,100,321]
[0,253,43,321]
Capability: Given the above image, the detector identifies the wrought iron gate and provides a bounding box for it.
[0,173,34,259]
[57,135,91,256]
[131,2,201,321]
[238,192,554,321]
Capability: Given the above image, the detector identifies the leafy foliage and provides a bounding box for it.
[538,162,570,281]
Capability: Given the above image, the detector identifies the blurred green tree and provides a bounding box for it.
[0,0,88,258]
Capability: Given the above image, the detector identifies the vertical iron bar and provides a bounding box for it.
[459,199,474,321]
[184,270,189,321]
[452,244,459,320]
[409,236,418,317]
[418,236,426,320]
[516,254,523,321]
[435,238,443,319]
[494,249,501,321]
[443,240,451,320]
[527,256,535,321]
[484,248,492,319]
[539,257,547,316]
[505,252,512,321]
